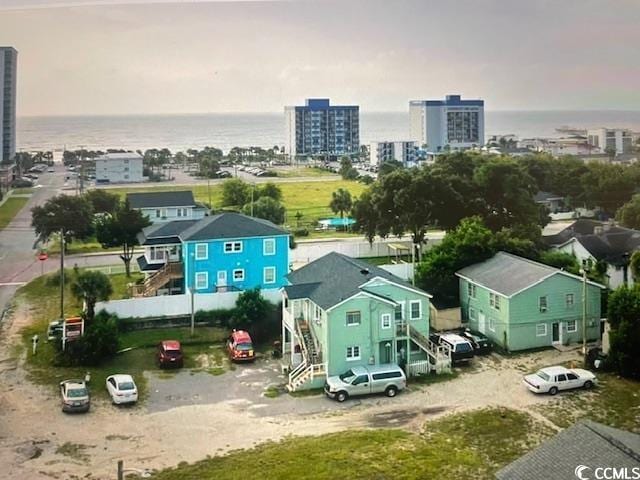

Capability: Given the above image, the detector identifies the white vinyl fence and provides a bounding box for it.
[380,263,414,281]
[95,288,282,319]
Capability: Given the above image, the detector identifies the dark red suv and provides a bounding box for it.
[156,340,184,368]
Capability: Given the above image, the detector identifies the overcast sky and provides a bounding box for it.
[1,0,639,116]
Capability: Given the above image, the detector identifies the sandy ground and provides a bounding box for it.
[0,304,580,480]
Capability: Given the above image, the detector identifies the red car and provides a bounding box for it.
[156,340,184,368]
[227,330,255,362]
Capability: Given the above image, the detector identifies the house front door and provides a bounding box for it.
[552,322,561,344]
[216,271,227,289]
[380,341,393,364]
[478,312,486,334]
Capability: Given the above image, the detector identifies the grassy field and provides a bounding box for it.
[15,270,230,400]
[535,372,640,433]
[106,179,366,228]
[0,196,29,230]
[272,167,337,178]
[12,187,35,194]
[46,235,121,255]
[148,407,553,480]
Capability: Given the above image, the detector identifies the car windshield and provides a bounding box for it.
[236,342,253,351]
[455,343,473,353]
[68,388,88,398]
[339,369,356,382]
[118,382,135,391]
[536,371,551,381]
[165,349,181,356]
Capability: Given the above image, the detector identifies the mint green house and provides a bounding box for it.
[282,252,451,391]
[457,252,604,352]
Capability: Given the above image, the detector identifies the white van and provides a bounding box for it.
[324,364,406,402]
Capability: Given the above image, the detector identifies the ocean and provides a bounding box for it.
[16,110,640,154]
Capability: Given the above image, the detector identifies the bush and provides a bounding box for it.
[292,228,309,237]
[11,178,33,188]
[231,289,278,343]
[56,311,120,366]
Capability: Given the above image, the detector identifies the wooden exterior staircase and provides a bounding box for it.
[130,262,183,297]
[408,324,452,374]
[287,318,326,391]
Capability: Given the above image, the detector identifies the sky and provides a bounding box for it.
[0,0,639,116]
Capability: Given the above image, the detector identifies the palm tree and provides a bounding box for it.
[71,270,113,323]
[329,188,353,219]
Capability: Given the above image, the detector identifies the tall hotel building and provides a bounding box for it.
[410,95,484,152]
[285,98,359,158]
[0,47,17,163]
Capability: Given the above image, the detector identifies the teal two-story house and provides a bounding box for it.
[457,252,605,352]
[133,212,289,297]
[282,252,450,391]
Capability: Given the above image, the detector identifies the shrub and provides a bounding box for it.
[292,228,309,237]
[56,311,120,366]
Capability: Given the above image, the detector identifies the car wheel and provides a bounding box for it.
[385,386,398,398]
[583,380,593,389]
[336,391,348,403]
[549,386,558,396]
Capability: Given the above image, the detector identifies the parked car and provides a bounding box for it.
[324,364,406,402]
[156,340,184,368]
[523,366,597,395]
[47,167,55,173]
[215,170,232,178]
[227,329,255,362]
[106,374,138,405]
[460,329,492,355]
[59,379,90,413]
[438,333,475,364]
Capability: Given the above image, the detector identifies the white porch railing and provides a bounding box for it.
[407,360,431,376]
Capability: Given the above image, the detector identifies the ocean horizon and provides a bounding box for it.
[16,110,640,154]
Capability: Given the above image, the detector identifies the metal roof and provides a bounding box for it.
[179,212,288,241]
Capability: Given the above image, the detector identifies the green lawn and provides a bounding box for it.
[105,179,366,228]
[148,407,553,480]
[15,271,230,400]
[535,372,640,433]
[0,196,29,230]
[12,187,35,194]
[46,235,121,255]
[273,167,338,178]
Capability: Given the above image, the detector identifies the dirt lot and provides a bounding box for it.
[0,307,583,480]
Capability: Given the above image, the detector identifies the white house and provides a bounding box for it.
[95,152,144,184]
[127,190,207,224]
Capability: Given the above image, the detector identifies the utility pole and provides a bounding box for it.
[190,251,195,336]
[250,183,255,217]
[60,228,65,319]
[581,262,589,358]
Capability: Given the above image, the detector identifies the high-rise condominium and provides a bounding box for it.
[0,47,17,163]
[285,98,359,158]
[410,95,484,152]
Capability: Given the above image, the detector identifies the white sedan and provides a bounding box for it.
[523,366,597,395]
[106,374,138,405]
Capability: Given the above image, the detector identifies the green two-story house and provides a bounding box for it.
[457,252,604,352]
[282,252,449,391]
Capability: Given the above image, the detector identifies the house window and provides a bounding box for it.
[467,283,477,298]
[195,243,208,260]
[149,247,166,261]
[409,300,421,320]
[469,308,477,321]
[539,296,548,313]
[567,320,577,333]
[489,293,501,311]
[195,272,208,290]
[346,311,361,326]
[381,313,391,329]
[566,293,574,308]
[536,323,547,336]
[394,301,405,321]
[233,269,245,281]
[263,266,276,284]
[313,305,321,321]
[224,241,242,253]
[263,238,276,256]
[177,208,188,217]
[155,209,161,218]
[346,345,361,360]
[489,317,496,332]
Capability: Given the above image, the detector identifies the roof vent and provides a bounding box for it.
[360,268,370,275]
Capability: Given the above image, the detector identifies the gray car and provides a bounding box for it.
[324,364,406,402]
[60,379,90,413]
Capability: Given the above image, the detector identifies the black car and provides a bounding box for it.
[461,330,492,355]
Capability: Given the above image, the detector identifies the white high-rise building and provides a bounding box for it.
[369,141,418,167]
[284,98,359,158]
[410,95,484,152]
[587,128,633,155]
[0,47,17,164]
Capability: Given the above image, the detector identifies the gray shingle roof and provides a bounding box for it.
[127,190,196,209]
[179,212,288,241]
[457,252,558,297]
[137,220,199,246]
[496,420,640,480]
[285,252,429,310]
